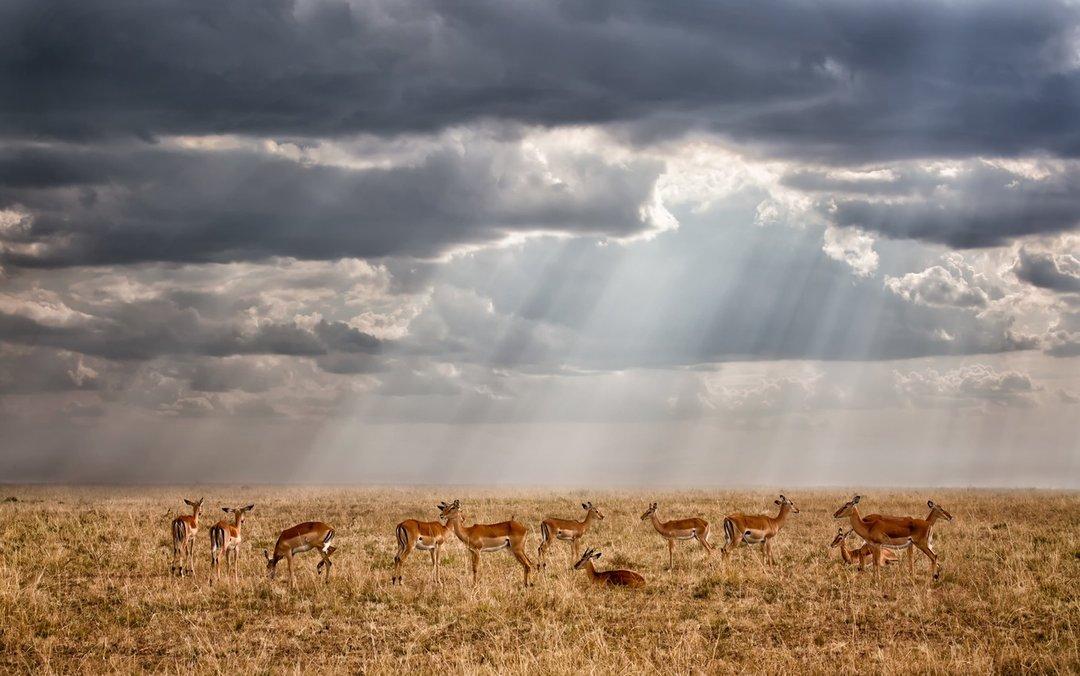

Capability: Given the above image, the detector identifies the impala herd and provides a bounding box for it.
[170,494,953,590]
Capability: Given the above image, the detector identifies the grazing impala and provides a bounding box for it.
[721,494,800,566]
[573,548,645,588]
[537,501,604,570]
[170,497,203,577]
[640,502,713,570]
[833,495,953,582]
[439,499,534,587]
[209,504,254,583]
[392,503,454,585]
[830,527,898,569]
[265,521,336,588]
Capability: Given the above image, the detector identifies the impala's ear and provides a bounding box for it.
[775,500,781,505]
[222,507,232,513]
[594,551,602,559]
[244,504,255,512]
[184,499,194,506]
[779,494,786,501]
[927,500,934,508]
[582,503,588,510]
[453,499,460,508]
[263,549,270,560]
[853,495,861,504]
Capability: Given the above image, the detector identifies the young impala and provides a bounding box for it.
[392,503,454,585]
[830,527,898,569]
[720,494,800,566]
[573,548,645,588]
[170,497,203,577]
[640,502,713,570]
[265,521,336,588]
[209,504,254,583]
[537,501,604,570]
[439,499,534,587]
[833,495,953,582]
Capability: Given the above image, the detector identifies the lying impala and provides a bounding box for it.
[833,495,953,581]
[573,548,645,588]
[640,502,713,569]
[265,521,336,588]
[170,497,202,577]
[537,501,604,570]
[392,503,454,585]
[721,494,800,566]
[830,527,898,569]
[439,499,534,587]
[209,504,254,583]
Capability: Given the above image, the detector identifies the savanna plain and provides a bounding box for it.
[0,487,1076,674]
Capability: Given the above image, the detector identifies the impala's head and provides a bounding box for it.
[927,500,954,522]
[640,502,658,521]
[438,499,461,520]
[222,504,255,526]
[573,547,602,570]
[183,497,204,517]
[830,527,851,548]
[582,501,604,520]
[263,548,281,577]
[775,494,800,514]
[833,495,861,519]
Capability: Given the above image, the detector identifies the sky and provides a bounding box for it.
[0,0,1078,486]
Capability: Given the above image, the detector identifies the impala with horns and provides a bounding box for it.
[265,521,336,588]
[573,548,645,588]
[209,504,254,583]
[640,502,713,570]
[537,501,604,570]
[439,499,534,587]
[830,527,898,569]
[392,502,454,585]
[833,496,953,581]
[720,494,800,565]
[170,497,203,577]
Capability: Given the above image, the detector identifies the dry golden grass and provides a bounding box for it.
[0,487,1077,674]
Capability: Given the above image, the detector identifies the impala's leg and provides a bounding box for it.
[765,539,774,566]
[696,532,712,557]
[667,539,675,570]
[914,540,939,581]
[468,549,480,586]
[536,525,549,571]
[393,534,413,585]
[572,538,580,563]
[511,544,532,587]
[870,544,882,586]
[433,544,441,585]
[907,544,915,578]
[286,551,294,589]
[186,538,196,576]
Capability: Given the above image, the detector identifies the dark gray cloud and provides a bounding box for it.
[1013,246,1080,292]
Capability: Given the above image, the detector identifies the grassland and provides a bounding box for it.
[0,487,1076,674]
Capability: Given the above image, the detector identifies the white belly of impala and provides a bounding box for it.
[480,538,510,552]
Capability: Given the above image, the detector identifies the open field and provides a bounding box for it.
[0,487,1077,674]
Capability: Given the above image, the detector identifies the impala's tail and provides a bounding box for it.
[723,518,736,549]
[209,525,225,555]
[394,524,408,562]
[171,519,186,553]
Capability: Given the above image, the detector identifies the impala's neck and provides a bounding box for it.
[190,509,200,527]
[446,513,471,543]
[847,505,872,540]
[837,540,854,564]
[649,512,665,535]
[925,510,942,526]
[773,503,792,527]
[232,513,243,530]
[583,559,599,581]
[582,510,596,529]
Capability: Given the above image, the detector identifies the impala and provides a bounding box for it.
[265,521,336,588]
[829,527,898,569]
[640,502,713,570]
[392,503,454,585]
[833,495,953,581]
[573,548,645,588]
[537,501,604,570]
[720,494,800,566]
[209,504,254,583]
[439,499,534,587]
[170,497,203,577]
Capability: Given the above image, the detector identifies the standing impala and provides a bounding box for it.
[833,495,953,582]
[209,504,254,583]
[392,503,454,585]
[537,501,604,570]
[640,502,713,570]
[830,527,898,569]
[720,494,800,566]
[265,521,336,588]
[170,497,203,577]
[573,548,645,588]
[439,499,534,587]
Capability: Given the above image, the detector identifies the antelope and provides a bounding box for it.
[392,502,454,585]
[573,548,645,588]
[170,497,203,577]
[640,502,713,570]
[830,527,898,569]
[833,495,953,582]
[209,504,254,583]
[438,499,534,587]
[720,494,800,566]
[537,501,604,570]
[265,521,336,588]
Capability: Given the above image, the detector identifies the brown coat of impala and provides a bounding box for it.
[537,501,604,570]
[170,497,202,577]
[439,499,534,587]
[209,504,254,583]
[392,502,454,585]
[721,494,800,565]
[640,502,713,570]
[833,495,953,582]
[830,527,898,569]
[573,548,645,588]
[265,521,336,588]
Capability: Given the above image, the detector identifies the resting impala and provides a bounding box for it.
[439,499,534,587]
[640,502,713,569]
[537,501,604,570]
[209,504,254,583]
[265,521,335,588]
[573,548,645,588]
[721,494,800,566]
[830,527,898,569]
[392,503,454,585]
[170,497,203,577]
[833,496,953,581]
